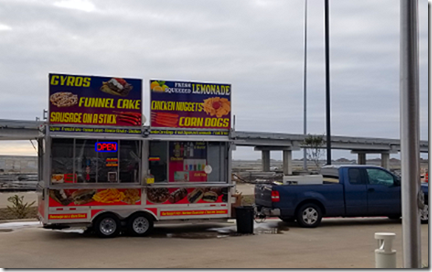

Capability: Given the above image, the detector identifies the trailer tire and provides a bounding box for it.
[94,213,121,238]
[127,213,154,236]
[296,203,322,228]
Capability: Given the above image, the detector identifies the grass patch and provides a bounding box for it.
[241,195,255,206]
[0,207,38,221]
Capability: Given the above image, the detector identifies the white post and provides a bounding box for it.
[375,232,396,268]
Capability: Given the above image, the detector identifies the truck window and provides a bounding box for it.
[366,169,394,186]
[348,169,364,185]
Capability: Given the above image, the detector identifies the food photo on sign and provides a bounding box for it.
[48,74,143,127]
[145,187,228,205]
[49,188,142,207]
[150,80,231,130]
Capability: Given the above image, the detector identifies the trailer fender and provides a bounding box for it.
[91,209,123,221]
[139,208,158,221]
[91,208,158,222]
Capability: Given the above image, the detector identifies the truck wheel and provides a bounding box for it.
[420,204,428,224]
[297,203,322,228]
[94,214,120,238]
[127,213,154,236]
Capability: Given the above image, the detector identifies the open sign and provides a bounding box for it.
[95,142,118,152]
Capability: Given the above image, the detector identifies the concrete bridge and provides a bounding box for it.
[232,131,428,174]
[0,119,428,174]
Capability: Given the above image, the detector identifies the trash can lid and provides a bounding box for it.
[374,232,396,240]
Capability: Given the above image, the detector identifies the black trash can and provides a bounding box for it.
[235,206,254,234]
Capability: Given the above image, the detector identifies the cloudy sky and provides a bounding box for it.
[0,0,429,160]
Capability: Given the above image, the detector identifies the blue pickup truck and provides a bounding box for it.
[255,165,428,228]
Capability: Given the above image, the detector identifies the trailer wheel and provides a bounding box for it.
[94,213,120,238]
[127,213,154,236]
[296,203,322,228]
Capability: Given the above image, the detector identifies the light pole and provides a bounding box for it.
[303,0,308,171]
[324,0,331,165]
[400,0,421,267]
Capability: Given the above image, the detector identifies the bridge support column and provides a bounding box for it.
[283,150,292,175]
[261,150,270,172]
[357,153,366,165]
[381,153,390,170]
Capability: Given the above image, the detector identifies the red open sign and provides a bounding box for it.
[95,142,118,152]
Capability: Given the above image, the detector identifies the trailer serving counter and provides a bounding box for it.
[37,74,234,237]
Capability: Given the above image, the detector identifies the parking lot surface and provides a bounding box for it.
[0,218,428,268]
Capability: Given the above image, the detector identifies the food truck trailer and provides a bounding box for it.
[37,74,235,238]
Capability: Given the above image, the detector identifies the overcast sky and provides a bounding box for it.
[0,0,429,160]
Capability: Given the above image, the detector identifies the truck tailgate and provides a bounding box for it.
[255,184,273,207]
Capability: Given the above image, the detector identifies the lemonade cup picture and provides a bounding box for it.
[151,81,168,92]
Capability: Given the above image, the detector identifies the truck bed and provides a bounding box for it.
[255,183,345,218]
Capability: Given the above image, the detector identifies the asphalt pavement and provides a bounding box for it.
[0,217,428,268]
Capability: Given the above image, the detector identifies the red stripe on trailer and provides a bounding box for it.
[91,209,104,218]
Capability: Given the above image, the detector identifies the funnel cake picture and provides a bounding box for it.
[202,97,230,118]
[50,92,78,107]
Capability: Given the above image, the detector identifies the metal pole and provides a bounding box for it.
[325,0,331,165]
[303,0,308,170]
[400,0,421,268]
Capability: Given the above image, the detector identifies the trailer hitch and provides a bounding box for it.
[254,205,267,223]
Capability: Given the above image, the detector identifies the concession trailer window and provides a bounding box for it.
[148,141,228,183]
[149,141,168,183]
[50,138,141,184]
